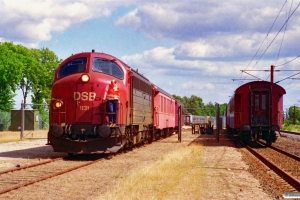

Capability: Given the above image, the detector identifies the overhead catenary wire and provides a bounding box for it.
[246,1,288,70]
[276,54,300,67]
[229,1,300,101]
[238,1,300,84]
[275,0,294,65]
[238,1,288,83]
[253,2,300,69]
[273,1,300,92]
[275,71,300,83]
[285,81,300,90]
[265,0,294,80]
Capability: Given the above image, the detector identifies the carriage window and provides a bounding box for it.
[58,58,87,78]
[92,58,124,79]
[254,95,259,111]
[261,94,266,110]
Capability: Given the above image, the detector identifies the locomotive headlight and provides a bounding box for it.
[54,100,63,108]
[81,74,90,82]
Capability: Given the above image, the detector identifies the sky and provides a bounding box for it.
[1,0,300,110]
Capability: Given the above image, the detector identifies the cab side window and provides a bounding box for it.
[92,58,124,79]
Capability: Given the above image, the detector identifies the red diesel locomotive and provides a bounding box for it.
[48,50,184,154]
[226,81,286,146]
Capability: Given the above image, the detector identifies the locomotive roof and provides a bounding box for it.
[66,50,151,82]
[61,51,117,65]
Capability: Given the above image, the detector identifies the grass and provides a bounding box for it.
[282,125,300,132]
[99,144,206,200]
[0,130,48,144]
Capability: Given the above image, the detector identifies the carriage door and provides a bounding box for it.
[75,83,94,122]
[251,91,270,126]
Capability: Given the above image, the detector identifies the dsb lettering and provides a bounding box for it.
[74,92,96,101]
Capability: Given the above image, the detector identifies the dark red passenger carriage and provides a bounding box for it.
[48,50,183,154]
[226,81,286,146]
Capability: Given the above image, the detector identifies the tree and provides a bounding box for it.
[30,48,61,129]
[173,94,227,117]
[184,95,205,115]
[15,47,40,108]
[288,106,300,125]
[0,112,10,130]
[30,48,61,105]
[0,42,26,111]
[204,102,216,116]
[16,47,61,109]
[173,94,184,104]
[0,42,61,113]
[0,86,15,111]
[219,103,227,115]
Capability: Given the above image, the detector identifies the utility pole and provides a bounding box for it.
[270,65,274,83]
[178,105,182,142]
[294,105,296,125]
[215,102,219,142]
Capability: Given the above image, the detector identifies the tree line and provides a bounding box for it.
[173,95,227,116]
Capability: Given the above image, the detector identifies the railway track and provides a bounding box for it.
[243,140,300,192]
[280,130,300,136]
[0,155,106,195]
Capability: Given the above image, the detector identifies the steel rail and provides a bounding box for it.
[0,157,64,175]
[257,141,300,162]
[0,157,103,195]
[244,144,300,191]
[280,130,300,136]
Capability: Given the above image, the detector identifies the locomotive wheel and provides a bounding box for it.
[147,132,153,143]
[71,134,79,140]
[124,126,134,148]
[254,132,258,141]
[144,129,153,144]
[265,140,272,147]
[132,126,139,146]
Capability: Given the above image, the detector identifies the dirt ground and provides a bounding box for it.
[0,129,275,199]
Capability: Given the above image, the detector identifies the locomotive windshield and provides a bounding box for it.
[58,57,87,78]
[92,58,124,79]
